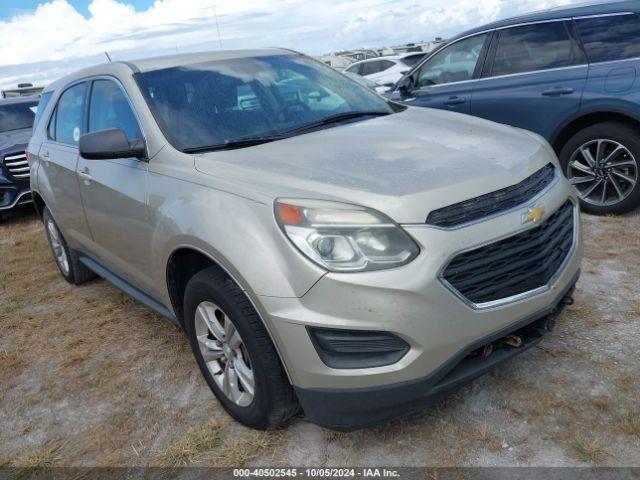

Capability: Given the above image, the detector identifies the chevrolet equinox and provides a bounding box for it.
[27,50,582,430]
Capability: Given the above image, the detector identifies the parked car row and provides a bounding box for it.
[343,52,428,88]
[318,40,443,71]
[3,0,637,432]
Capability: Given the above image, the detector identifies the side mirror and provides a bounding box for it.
[397,74,415,96]
[79,129,145,160]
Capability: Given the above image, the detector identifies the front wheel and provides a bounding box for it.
[184,266,298,429]
[559,122,640,215]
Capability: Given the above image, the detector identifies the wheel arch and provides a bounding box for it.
[31,190,46,220]
[551,109,640,154]
[165,245,295,381]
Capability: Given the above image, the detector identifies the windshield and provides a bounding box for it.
[135,54,395,152]
[0,101,37,133]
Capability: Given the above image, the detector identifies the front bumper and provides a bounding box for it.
[294,274,577,430]
[257,179,582,428]
[0,183,32,211]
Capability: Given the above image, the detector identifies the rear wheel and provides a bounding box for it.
[42,207,96,284]
[560,122,640,215]
[184,266,298,429]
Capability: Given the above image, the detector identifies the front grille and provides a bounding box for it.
[441,201,574,306]
[426,164,556,228]
[3,152,30,179]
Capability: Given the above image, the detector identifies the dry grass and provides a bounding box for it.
[4,443,66,468]
[156,419,224,466]
[156,419,283,467]
[591,396,611,412]
[571,439,609,464]
[619,412,640,438]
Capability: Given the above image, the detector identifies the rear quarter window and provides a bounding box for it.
[33,92,53,130]
[576,14,640,63]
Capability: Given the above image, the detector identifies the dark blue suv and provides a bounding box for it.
[0,96,39,220]
[388,1,640,215]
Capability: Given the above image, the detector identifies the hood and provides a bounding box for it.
[194,108,556,224]
[0,128,32,154]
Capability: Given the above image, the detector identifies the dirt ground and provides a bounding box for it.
[1,204,639,468]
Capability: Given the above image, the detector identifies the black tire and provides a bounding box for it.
[184,266,298,429]
[559,122,640,215]
[42,207,96,285]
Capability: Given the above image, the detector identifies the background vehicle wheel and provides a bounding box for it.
[42,207,96,284]
[560,122,640,215]
[184,266,298,429]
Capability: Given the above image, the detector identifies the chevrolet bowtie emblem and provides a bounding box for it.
[522,205,545,224]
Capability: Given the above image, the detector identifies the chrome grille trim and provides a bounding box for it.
[3,152,30,179]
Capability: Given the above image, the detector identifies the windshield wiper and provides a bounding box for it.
[183,135,285,153]
[182,111,391,153]
[281,110,391,136]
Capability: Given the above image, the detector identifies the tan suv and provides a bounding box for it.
[28,50,582,430]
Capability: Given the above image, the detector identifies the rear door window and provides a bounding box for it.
[378,60,396,72]
[51,82,87,145]
[360,61,377,75]
[88,80,141,142]
[491,21,579,76]
[575,14,640,63]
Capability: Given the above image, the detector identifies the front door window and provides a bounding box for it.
[417,33,488,87]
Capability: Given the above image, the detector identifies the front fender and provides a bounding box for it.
[149,181,326,310]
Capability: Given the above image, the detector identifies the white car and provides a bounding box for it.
[343,53,426,87]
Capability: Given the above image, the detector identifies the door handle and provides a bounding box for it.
[541,87,574,97]
[42,151,50,165]
[78,167,92,184]
[444,96,466,106]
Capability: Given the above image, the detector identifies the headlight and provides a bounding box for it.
[275,199,420,272]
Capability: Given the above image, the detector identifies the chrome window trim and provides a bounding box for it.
[404,166,560,231]
[421,64,588,89]
[436,199,578,311]
[573,12,635,20]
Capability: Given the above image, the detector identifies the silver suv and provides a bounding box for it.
[28,50,582,430]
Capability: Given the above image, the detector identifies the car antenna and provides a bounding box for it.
[212,1,223,48]
[104,51,112,62]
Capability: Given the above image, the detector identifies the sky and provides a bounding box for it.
[0,0,584,90]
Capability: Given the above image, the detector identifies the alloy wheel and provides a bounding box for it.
[567,139,638,207]
[46,218,70,276]
[195,301,255,407]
